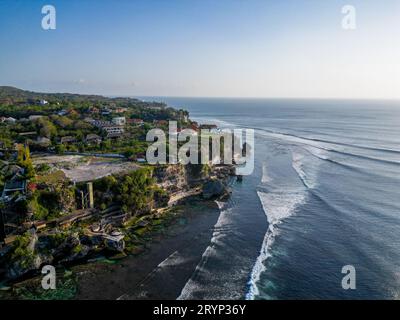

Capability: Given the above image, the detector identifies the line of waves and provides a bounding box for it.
[246,190,306,299]
[248,126,400,156]
[177,200,232,300]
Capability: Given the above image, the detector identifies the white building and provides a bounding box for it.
[112,117,126,126]
[29,115,43,121]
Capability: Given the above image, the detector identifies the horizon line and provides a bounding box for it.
[1,85,399,102]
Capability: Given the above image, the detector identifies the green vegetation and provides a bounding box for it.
[2,269,78,300]
[11,232,35,269]
[0,86,191,156]
[16,144,35,178]
[93,168,162,215]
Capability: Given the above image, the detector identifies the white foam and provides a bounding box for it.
[215,200,227,210]
[246,190,306,300]
[292,150,318,189]
[177,204,233,300]
[261,162,272,184]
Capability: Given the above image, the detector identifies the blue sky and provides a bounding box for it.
[0,0,399,98]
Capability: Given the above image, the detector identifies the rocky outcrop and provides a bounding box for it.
[153,165,188,192]
[5,229,43,280]
[202,179,230,200]
[102,230,125,252]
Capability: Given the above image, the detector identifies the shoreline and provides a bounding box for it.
[72,200,220,300]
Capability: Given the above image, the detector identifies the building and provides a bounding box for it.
[190,123,199,131]
[39,100,49,105]
[1,180,27,202]
[89,119,110,128]
[85,134,102,145]
[1,117,16,123]
[60,136,77,144]
[112,117,126,126]
[101,108,111,115]
[200,124,218,130]
[36,136,51,146]
[127,118,144,126]
[114,107,127,113]
[89,107,100,114]
[153,120,168,127]
[104,126,124,138]
[29,115,43,121]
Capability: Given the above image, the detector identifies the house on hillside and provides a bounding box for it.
[85,134,102,145]
[29,115,43,121]
[104,126,124,138]
[1,117,16,123]
[153,120,168,127]
[112,117,126,126]
[127,118,144,126]
[36,136,51,147]
[101,108,111,115]
[60,136,77,144]
[114,107,127,113]
[89,107,100,114]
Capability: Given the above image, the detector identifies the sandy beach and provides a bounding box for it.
[73,201,220,300]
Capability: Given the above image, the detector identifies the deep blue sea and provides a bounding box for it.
[142,97,400,299]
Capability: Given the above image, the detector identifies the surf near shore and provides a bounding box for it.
[72,201,220,300]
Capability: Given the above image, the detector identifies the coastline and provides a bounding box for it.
[72,200,220,300]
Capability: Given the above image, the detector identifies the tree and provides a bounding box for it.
[118,168,154,215]
[55,144,65,155]
[38,118,57,138]
[17,144,35,179]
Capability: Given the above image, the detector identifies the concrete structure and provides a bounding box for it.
[29,115,44,121]
[127,118,144,126]
[0,117,16,123]
[104,126,124,137]
[60,136,77,144]
[36,136,51,146]
[87,182,94,209]
[85,134,102,145]
[112,117,126,126]
[1,180,27,201]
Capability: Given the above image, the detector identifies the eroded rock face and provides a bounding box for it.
[153,165,188,192]
[202,179,229,200]
[6,255,42,280]
[105,238,125,252]
[6,229,44,280]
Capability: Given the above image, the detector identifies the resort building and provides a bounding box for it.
[85,134,102,145]
[112,117,126,126]
[60,136,77,144]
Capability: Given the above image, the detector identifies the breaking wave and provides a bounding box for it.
[246,189,306,299]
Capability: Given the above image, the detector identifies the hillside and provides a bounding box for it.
[0,86,163,108]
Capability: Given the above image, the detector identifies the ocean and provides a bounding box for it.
[142,97,400,300]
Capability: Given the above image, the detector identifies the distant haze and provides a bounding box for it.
[0,0,399,99]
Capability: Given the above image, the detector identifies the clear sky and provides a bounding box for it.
[0,0,399,99]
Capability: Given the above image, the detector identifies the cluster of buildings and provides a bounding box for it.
[0,116,16,123]
[85,116,126,138]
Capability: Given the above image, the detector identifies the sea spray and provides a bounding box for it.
[246,190,306,299]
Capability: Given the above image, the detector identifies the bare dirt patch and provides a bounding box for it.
[33,154,139,182]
